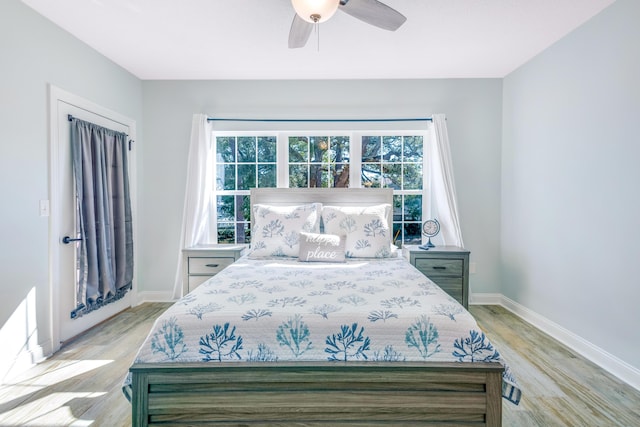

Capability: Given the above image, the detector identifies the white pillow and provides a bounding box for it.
[250,203,321,257]
[298,232,346,263]
[322,205,393,258]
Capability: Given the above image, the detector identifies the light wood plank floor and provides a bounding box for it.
[0,303,171,427]
[1,303,638,426]
[470,305,640,427]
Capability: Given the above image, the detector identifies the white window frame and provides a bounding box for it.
[211,129,431,245]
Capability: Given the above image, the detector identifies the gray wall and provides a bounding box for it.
[0,0,142,377]
[138,79,504,298]
[502,0,640,369]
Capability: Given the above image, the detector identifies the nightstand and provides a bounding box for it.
[403,245,470,308]
[182,244,247,294]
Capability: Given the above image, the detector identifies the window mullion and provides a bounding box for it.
[277,132,288,188]
[423,128,431,222]
[210,133,219,243]
[351,132,362,188]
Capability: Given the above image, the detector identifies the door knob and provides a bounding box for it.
[62,236,82,244]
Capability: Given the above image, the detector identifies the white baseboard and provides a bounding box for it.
[135,291,175,305]
[471,292,640,392]
[1,292,171,385]
[469,292,503,305]
[1,345,46,385]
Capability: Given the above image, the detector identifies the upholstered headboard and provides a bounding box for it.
[249,188,394,230]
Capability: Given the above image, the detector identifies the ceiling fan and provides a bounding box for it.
[289,0,407,49]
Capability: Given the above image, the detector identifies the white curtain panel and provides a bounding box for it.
[172,114,214,299]
[429,114,465,247]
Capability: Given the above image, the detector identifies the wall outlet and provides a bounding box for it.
[470,262,477,274]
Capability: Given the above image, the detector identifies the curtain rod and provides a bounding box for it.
[207,117,432,123]
[68,114,133,149]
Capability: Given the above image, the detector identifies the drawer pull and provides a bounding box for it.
[205,263,220,268]
[432,266,447,270]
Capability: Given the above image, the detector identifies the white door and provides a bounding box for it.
[50,87,136,348]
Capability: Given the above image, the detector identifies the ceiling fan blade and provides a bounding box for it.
[288,14,313,49]
[339,0,406,31]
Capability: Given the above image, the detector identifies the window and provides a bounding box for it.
[213,131,428,246]
[288,135,350,188]
[360,134,424,245]
[215,135,277,244]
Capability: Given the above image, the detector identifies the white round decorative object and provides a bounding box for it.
[291,0,340,23]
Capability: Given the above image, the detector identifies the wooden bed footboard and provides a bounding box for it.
[130,361,504,426]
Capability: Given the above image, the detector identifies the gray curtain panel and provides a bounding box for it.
[70,118,133,317]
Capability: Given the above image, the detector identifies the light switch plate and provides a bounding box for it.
[39,200,50,217]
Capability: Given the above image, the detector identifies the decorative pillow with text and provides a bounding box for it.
[298,232,346,263]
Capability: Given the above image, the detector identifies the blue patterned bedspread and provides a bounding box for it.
[123,256,521,404]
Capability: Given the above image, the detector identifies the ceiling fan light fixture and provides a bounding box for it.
[291,0,340,24]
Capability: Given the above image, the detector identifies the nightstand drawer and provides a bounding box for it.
[188,275,213,289]
[414,258,463,277]
[188,257,235,275]
[432,277,464,303]
[439,289,462,303]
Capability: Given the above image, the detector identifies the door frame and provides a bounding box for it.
[48,85,138,354]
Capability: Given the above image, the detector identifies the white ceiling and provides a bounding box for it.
[21,0,615,80]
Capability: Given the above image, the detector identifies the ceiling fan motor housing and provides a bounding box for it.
[288,0,406,49]
[291,0,340,23]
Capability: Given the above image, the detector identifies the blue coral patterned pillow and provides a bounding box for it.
[250,203,322,257]
[322,205,392,258]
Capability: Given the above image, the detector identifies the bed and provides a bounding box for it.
[125,188,520,426]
